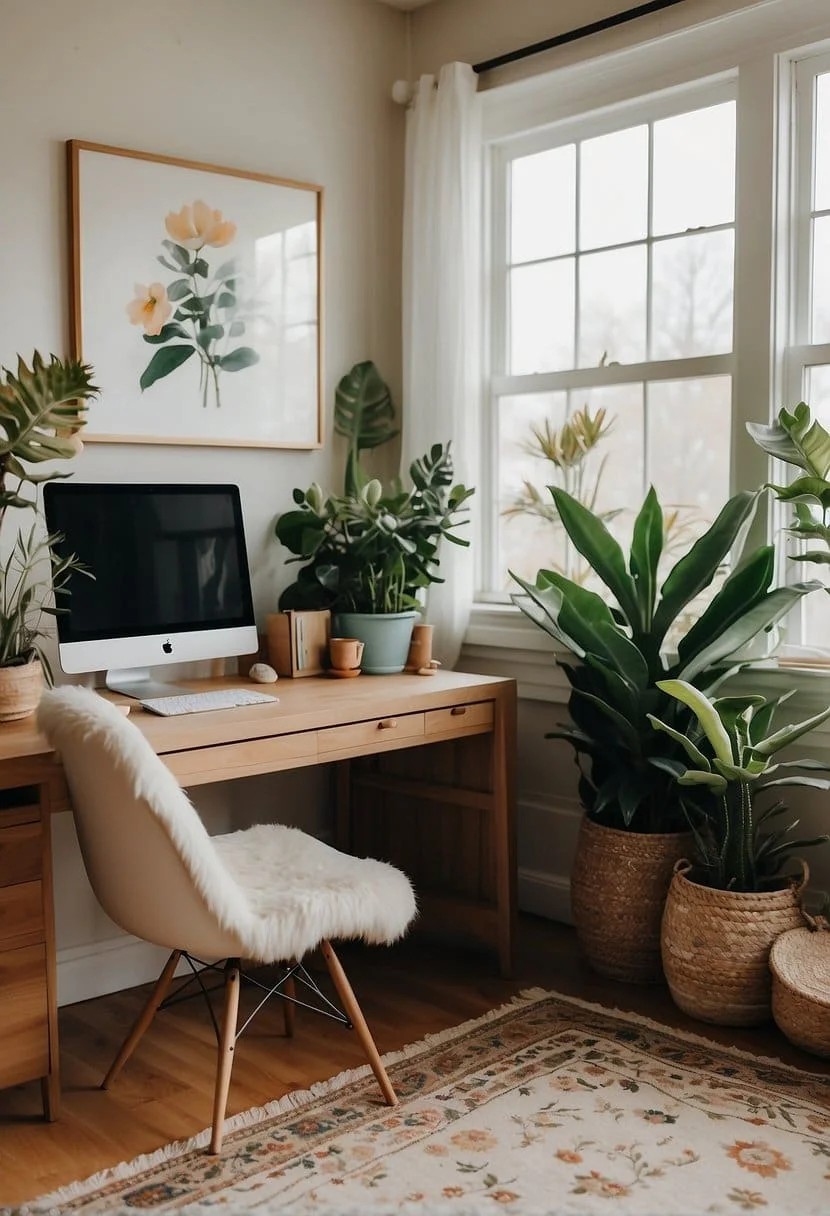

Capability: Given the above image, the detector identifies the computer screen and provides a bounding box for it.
[44,483,258,696]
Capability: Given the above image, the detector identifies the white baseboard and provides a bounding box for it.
[518,867,572,924]
[57,935,191,1008]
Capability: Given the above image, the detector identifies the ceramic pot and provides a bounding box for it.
[570,816,694,983]
[334,611,419,675]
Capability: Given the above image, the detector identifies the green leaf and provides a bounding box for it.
[334,361,399,496]
[646,714,712,770]
[676,769,729,792]
[229,321,245,337]
[676,582,820,683]
[676,546,775,668]
[139,344,195,391]
[628,486,663,629]
[142,322,189,346]
[766,475,830,509]
[751,702,830,757]
[656,679,734,765]
[217,292,237,309]
[197,324,224,349]
[549,487,642,630]
[192,257,209,277]
[166,279,192,302]
[161,240,191,269]
[652,490,760,649]
[219,347,259,372]
[0,352,98,462]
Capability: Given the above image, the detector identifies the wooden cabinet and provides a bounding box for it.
[0,786,57,1119]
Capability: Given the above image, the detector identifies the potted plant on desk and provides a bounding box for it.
[510,485,819,982]
[275,361,474,674]
[0,352,97,720]
[651,679,830,1025]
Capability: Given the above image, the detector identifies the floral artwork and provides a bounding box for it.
[126,201,259,409]
[26,990,829,1215]
[68,142,322,448]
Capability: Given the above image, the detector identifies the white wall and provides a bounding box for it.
[0,0,407,1002]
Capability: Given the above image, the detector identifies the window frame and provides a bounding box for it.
[472,0,830,645]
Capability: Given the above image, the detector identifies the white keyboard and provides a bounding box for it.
[140,689,280,716]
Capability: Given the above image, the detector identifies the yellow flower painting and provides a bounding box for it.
[125,200,258,407]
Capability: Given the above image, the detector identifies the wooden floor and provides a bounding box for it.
[1,916,827,1208]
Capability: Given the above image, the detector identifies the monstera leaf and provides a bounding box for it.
[334,361,398,496]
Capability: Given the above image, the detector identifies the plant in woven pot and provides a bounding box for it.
[511,485,819,983]
[0,353,97,720]
[650,679,830,1026]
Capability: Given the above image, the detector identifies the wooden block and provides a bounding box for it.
[266,611,330,677]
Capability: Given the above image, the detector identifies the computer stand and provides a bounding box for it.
[105,670,194,701]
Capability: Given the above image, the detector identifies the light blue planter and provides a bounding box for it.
[334,611,419,675]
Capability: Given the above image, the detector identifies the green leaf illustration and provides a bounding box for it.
[167,279,192,302]
[197,324,224,349]
[192,258,209,278]
[143,323,189,345]
[217,292,236,309]
[219,347,259,372]
[214,260,236,281]
[161,240,191,268]
[229,321,245,337]
[140,345,195,391]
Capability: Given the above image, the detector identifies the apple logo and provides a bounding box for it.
[162,639,173,655]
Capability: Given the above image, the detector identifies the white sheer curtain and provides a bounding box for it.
[402,61,482,670]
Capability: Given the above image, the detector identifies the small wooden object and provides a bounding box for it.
[266,611,330,677]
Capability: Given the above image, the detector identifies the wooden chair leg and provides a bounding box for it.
[209,959,241,1154]
[102,950,182,1090]
[320,940,397,1107]
[283,969,296,1038]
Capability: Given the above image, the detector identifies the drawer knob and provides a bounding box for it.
[450,706,467,716]
[377,719,398,730]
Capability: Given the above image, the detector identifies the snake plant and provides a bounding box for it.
[649,680,830,890]
[511,486,820,833]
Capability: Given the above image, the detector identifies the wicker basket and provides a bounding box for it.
[570,816,693,984]
[770,915,830,1058]
[0,659,43,722]
[661,861,806,1026]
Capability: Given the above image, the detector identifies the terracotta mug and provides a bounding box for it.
[406,623,433,671]
[329,636,365,671]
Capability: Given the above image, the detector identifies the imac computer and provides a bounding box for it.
[43,483,259,700]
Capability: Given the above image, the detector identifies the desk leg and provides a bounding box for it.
[41,782,60,1121]
[493,686,517,979]
[334,760,352,853]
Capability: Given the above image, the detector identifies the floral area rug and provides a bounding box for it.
[15,988,830,1216]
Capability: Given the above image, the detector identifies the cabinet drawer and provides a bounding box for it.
[166,731,318,787]
[0,880,43,949]
[426,701,494,736]
[0,944,49,1089]
[319,713,425,756]
[0,821,42,888]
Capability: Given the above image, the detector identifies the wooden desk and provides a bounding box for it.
[0,670,516,1120]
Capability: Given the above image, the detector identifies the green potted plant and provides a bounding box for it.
[748,400,830,573]
[275,362,474,674]
[510,485,819,981]
[0,352,98,720]
[650,678,830,1024]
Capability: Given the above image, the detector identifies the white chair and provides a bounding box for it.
[38,686,417,1152]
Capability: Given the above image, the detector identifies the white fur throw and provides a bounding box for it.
[38,686,417,962]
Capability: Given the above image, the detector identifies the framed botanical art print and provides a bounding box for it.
[67,140,323,448]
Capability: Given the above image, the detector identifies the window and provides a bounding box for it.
[475,4,830,665]
[484,85,736,598]
[786,52,830,647]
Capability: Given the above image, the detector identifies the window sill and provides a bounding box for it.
[461,603,830,751]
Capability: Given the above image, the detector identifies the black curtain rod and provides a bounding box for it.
[472,0,689,74]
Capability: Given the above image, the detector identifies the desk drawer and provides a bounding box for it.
[0,880,43,949]
[167,731,318,786]
[0,944,49,1088]
[426,701,494,736]
[319,713,425,756]
[0,822,42,888]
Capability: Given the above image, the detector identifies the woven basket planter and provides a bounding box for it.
[770,916,830,1058]
[661,861,806,1026]
[0,659,44,722]
[570,816,693,984]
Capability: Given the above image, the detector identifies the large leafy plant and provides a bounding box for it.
[276,444,473,613]
[511,486,819,833]
[747,401,830,573]
[650,680,830,891]
[0,352,98,673]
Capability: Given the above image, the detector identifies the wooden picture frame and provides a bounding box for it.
[67,140,324,449]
